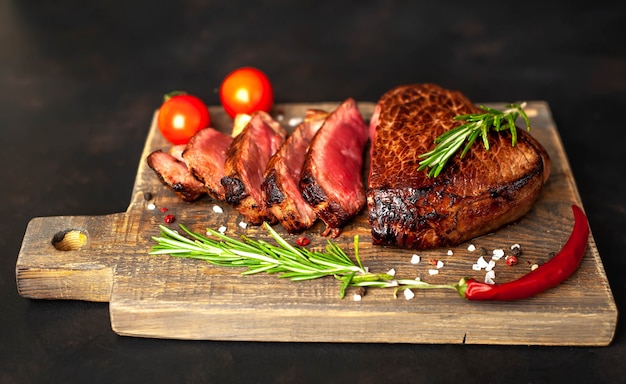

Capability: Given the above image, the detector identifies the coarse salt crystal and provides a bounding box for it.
[472,264,482,271]
[511,243,521,250]
[492,249,505,260]
[212,205,223,214]
[238,221,247,229]
[218,226,227,234]
[447,249,454,256]
[404,289,415,300]
[436,260,444,269]
[147,203,156,210]
[428,269,439,275]
[411,254,421,264]
[353,294,362,301]
[476,256,489,269]
[414,277,421,282]
[531,264,539,271]
[485,260,496,272]
[288,117,303,126]
[467,244,476,252]
[485,269,496,284]
[387,268,396,276]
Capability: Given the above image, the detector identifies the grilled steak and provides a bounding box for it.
[221,111,287,225]
[147,149,206,202]
[262,109,328,233]
[367,83,551,249]
[300,98,369,237]
[182,127,233,200]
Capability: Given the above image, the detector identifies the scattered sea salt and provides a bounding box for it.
[492,249,505,260]
[485,270,496,284]
[387,268,396,277]
[485,260,496,272]
[212,205,223,214]
[218,226,227,234]
[447,249,453,256]
[353,294,362,302]
[472,264,482,271]
[147,203,156,210]
[436,260,444,269]
[411,254,421,264]
[288,117,303,126]
[476,256,489,269]
[404,289,415,300]
[511,243,521,250]
[467,244,476,252]
[238,221,247,229]
[428,269,439,276]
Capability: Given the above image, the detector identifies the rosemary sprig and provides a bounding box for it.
[417,102,531,178]
[150,223,457,298]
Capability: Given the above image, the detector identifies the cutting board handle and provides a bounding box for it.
[15,213,132,302]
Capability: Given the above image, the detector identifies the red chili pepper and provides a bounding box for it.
[457,205,589,301]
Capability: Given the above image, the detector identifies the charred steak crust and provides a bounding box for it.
[261,109,327,233]
[300,98,369,236]
[367,84,550,249]
[221,111,287,225]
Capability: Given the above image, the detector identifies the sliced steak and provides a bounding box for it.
[262,109,328,233]
[367,83,551,249]
[300,98,369,237]
[182,127,233,200]
[147,149,206,202]
[221,111,287,225]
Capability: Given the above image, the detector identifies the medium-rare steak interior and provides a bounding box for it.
[147,149,207,202]
[300,98,369,237]
[182,127,233,200]
[262,109,328,233]
[221,111,287,225]
[367,84,550,249]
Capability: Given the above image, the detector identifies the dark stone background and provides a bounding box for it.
[1,1,624,382]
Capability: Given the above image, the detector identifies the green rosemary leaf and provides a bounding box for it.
[418,102,530,177]
[149,222,457,298]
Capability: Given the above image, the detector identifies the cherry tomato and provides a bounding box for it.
[157,92,210,145]
[219,67,274,118]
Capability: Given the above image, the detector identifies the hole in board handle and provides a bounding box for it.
[52,229,87,251]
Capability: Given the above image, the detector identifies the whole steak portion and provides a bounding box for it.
[262,109,328,233]
[221,111,287,225]
[367,84,551,249]
[300,98,369,237]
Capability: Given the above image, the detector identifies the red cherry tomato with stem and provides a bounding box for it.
[219,67,274,118]
[157,92,210,145]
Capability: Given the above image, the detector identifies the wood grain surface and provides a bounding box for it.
[15,101,617,345]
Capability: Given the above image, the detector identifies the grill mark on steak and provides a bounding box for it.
[147,149,206,202]
[300,98,369,237]
[221,111,287,225]
[367,84,550,249]
[181,127,233,200]
[262,109,328,233]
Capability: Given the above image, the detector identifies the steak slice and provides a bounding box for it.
[182,127,233,200]
[147,149,206,202]
[367,83,551,249]
[221,111,287,225]
[300,98,369,237]
[262,109,328,233]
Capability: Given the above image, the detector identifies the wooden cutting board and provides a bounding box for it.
[16,101,617,345]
